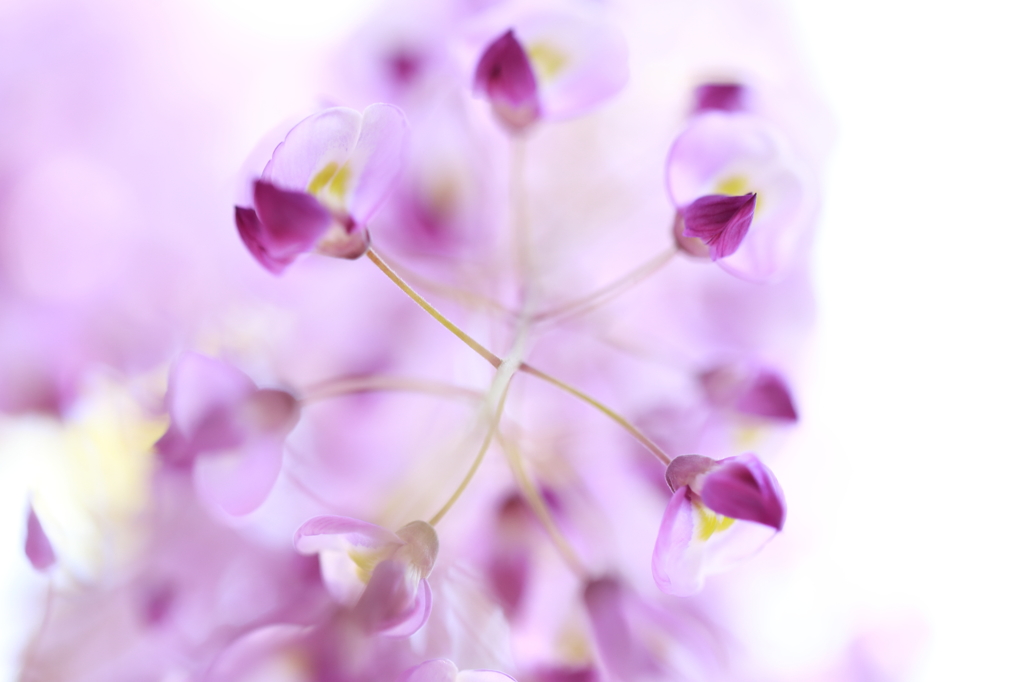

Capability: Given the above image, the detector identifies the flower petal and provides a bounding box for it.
[347,103,409,226]
[378,578,432,638]
[192,435,285,516]
[166,352,255,443]
[457,670,518,682]
[474,30,540,130]
[353,558,427,635]
[734,370,798,422]
[678,193,756,260]
[24,504,56,571]
[250,180,332,269]
[651,488,702,596]
[665,455,717,493]
[692,83,746,114]
[400,659,460,682]
[293,515,402,555]
[699,453,786,530]
[516,12,628,121]
[263,107,363,193]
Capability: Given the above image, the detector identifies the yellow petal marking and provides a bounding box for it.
[348,544,395,584]
[714,174,750,196]
[307,162,340,195]
[695,501,736,542]
[527,41,569,81]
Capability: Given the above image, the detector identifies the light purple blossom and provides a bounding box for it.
[236,103,409,272]
[653,453,786,596]
[24,504,56,572]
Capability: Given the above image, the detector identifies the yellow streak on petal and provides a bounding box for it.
[714,174,750,196]
[348,545,393,584]
[695,501,736,542]
[307,161,340,195]
[326,163,353,200]
[527,42,569,81]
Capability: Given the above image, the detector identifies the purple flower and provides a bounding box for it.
[673,192,757,261]
[157,352,299,516]
[666,110,812,281]
[294,516,438,637]
[473,12,628,131]
[652,453,785,596]
[235,103,409,273]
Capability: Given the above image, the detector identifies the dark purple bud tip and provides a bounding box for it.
[25,505,56,571]
[236,181,332,274]
[734,370,798,422]
[692,83,747,114]
[699,454,786,531]
[665,455,718,493]
[675,192,756,260]
[474,29,540,131]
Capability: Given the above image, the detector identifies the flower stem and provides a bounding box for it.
[428,323,527,526]
[499,432,588,578]
[532,246,676,325]
[299,374,482,406]
[367,247,671,467]
[366,248,501,368]
[518,364,672,466]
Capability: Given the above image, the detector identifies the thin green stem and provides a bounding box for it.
[367,247,671,467]
[532,247,676,325]
[367,248,501,368]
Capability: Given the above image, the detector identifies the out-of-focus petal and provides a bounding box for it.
[651,488,701,596]
[457,670,518,682]
[192,436,285,516]
[734,370,798,421]
[677,193,756,261]
[699,453,786,531]
[353,558,423,635]
[692,83,747,114]
[474,30,540,130]
[516,12,628,121]
[378,578,432,638]
[24,504,56,571]
[401,659,460,682]
[167,352,255,442]
[263,107,363,192]
[583,577,657,679]
[347,103,410,226]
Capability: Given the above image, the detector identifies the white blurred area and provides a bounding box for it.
[775,0,1024,680]
[0,0,1021,680]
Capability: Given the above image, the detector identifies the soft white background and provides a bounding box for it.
[785,0,1024,679]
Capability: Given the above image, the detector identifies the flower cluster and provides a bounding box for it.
[7,0,827,680]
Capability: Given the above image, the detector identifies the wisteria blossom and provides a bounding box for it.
[1,0,835,680]
[236,103,409,272]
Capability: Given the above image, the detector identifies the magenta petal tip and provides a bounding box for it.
[676,193,757,261]
[700,454,786,531]
[474,30,540,131]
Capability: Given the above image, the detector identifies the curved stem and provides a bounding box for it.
[498,432,588,578]
[367,247,671,467]
[300,374,482,406]
[519,363,673,466]
[532,247,676,325]
[367,248,501,368]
